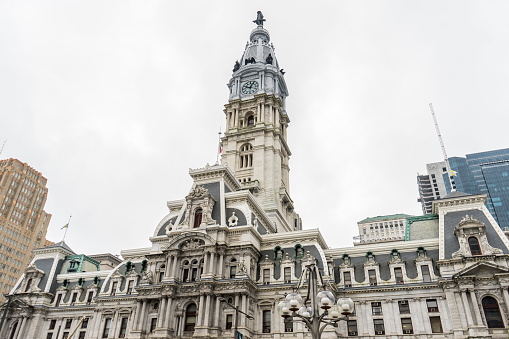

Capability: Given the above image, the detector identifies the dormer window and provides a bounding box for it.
[417,246,426,257]
[111,281,118,296]
[274,246,283,260]
[193,209,202,228]
[468,237,482,256]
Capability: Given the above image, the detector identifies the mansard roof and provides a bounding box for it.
[42,240,75,254]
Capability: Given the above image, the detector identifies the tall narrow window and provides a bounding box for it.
[150,318,157,332]
[421,265,431,282]
[247,115,255,126]
[239,144,253,169]
[468,237,482,255]
[394,267,404,284]
[65,319,72,329]
[127,281,133,295]
[9,322,18,339]
[368,270,377,286]
[226,314,233,329]
[55,294,62,307]
[81,318,89,329]
[373,319,385,335]
[193,209,203,228]
[343,272,352,287]
[119,318,128,338]
[24,278,32,292]
[185,304,197,331]
[78,332,85,339]
[284,267,291,283]
[284,317,293,332]
[158,265,165,283]
[111,282,117,296]
[230,258,237,279]
[429,316,443,333]
[263,269,270,284]
[482,296,504,328]
[347,320,357,336]
[71,293,77,304]
[49,320,56,330]
[262,310,271,333]
[102,318,111,338]
[401,318,413,334]
[87,291,94,304]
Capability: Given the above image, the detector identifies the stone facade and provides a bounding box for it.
[2,13,509,339]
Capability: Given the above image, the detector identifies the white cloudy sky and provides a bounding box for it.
[1,1,508,256]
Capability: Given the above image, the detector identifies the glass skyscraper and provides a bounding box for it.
[441,149,509,228]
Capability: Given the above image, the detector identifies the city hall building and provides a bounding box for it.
[3,13,509,339]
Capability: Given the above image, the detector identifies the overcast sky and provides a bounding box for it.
[1,1,509,256]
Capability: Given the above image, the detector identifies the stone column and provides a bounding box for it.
[204,294,212,327]
[218,253,224,278]
[171,255,179,279]
[460,290,475,327]
[138,300,148,329]
[164,298,173,328]
[197,294,205,326]
[111,311,120,338]
[241,295,247,327]
[133,301,142,329]
[209,252,216,275]
[444,290,463,331]
[502,288,509,312]
[165,256,173,277]
[203,252,209,275]
[214,296,221,327]
[469,290,484,326]
[157,297,167,328]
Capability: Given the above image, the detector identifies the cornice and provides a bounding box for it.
[56,271,111,282]
[432,193,487,214]
[261,228,328,250]
[120,247,152,259]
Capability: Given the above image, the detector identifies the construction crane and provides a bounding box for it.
[429,103,456,191]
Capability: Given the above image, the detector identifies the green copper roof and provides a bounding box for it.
[358,214,413,224]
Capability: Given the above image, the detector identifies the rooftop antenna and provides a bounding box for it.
[0,140,6,156]
[216,128,222,165]
[429,103,456,192]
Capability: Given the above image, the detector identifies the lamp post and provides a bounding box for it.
[218,296,253,339]
[277,261,354,339]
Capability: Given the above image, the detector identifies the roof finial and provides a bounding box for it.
[253,11,266,27]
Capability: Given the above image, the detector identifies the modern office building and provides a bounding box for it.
[418,149,509,228]
[3,13,509,339]
[0,158,52,302]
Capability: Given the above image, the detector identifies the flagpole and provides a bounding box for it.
[216,128,222,164]
[62,215,72,242]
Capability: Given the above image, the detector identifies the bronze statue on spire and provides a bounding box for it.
[253,11,266,27]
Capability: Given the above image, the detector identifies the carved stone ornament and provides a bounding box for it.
[180,238,205,250]
[452,215,503,258]
[228,212,239,227]
[237,259,247,276]
[183,185,216,227]
[139,271,153,285]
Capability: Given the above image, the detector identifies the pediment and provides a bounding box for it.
[165,231,216,251]
[454,262,509,279]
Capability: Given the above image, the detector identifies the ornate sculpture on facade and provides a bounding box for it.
[233,60,240,72]
[228,212,238,227]
[452,215,503,258]
[139,270,153,285]
[182,186,216,227]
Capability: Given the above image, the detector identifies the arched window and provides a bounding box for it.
[193,209,203,228]
[247,115,255,126]
[239,144,253,169]
[25,278,32,292]
[294,244,304,258]
[185,304,197,331]
[482,296,504,328]
[468,237,482,256]
[390,249,399,260]
[274,246,283,260]
[417,246,426,257]
[342,253,351,265]
[366,251,375,262]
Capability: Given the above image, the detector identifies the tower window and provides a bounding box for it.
[239,143,253,169]
[247,115,255,126]
[185,304,197,331]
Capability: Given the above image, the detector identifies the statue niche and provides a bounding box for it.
[182,186,216,228]
[452,215,503,258]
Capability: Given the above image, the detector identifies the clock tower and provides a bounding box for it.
[221,12,300,232]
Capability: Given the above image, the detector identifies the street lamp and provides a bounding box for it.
[277,261,354,339]
[218,296,254,339]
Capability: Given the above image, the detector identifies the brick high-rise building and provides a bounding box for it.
[0,158,52,301]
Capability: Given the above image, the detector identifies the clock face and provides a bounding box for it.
[242,81,259,94]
